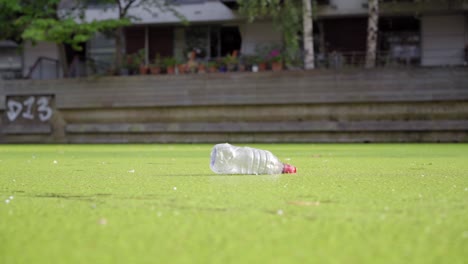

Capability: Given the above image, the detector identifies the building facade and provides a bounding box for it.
[317,0,468,67]
[2,0,467,79]
[83,0,283,73]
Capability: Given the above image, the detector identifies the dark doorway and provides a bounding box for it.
[65,42,87,77]
[65,42,86,64]
[149,26,173,59]
[187,26,242,59]
[220,27,241,56]
[322,17,367,53]
[124,26,174,63]
[124,26,145,55]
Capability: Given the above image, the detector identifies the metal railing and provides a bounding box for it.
[313,48,467,69]
[18,48,468,80]
[68,56,113,78]
[26,56,60,80]
[315,51,419,69]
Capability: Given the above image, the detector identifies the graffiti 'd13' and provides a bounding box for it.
[6,96,53,122]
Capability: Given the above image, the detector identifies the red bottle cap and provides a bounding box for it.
[282,164,297,174]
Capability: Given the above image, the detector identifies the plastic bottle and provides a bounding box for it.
[210,143,297,175]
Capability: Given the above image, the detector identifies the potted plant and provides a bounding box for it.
[258,60,267,71]
[135,49,148,75]
[177,64,186,74]
[268,49,283,71]
[248,55,265,72]
[150,53,162,75]
[238,57,247,72]
[176,57,187,74]
[223,54,238,72]
[162,56,177,74]
[207,61,218,73]
[197,61,206,74]
[255,44,273,72]
[122,53,139,75]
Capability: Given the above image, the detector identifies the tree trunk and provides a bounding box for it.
[53,2,68,78]
[57,43,69,78]
[114,27,123,74]
[303,0,315,70]
[365,0,379,69]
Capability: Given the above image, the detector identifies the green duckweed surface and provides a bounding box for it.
[1,144,467,264]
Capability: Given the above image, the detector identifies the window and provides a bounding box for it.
[186,27,210,58]
[316,0,330,5]
[184,26,241,59]
[87,33,116,73]
[379,17,420,65]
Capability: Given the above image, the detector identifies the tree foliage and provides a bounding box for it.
[21,18,130,51]
[81,0,186,22]
[79,0,185,72]
[0,0,25,42]
[0,0,130,51]
[237,0,304,57]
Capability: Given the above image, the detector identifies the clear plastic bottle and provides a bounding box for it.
[210,143,297,175]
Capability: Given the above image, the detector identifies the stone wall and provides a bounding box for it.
[1,68,467,143]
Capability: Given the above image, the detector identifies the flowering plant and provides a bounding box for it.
[268,49,283,62]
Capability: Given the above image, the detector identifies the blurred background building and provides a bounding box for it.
[0,0,467,80]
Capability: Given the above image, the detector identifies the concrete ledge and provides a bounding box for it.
[2,68,468,110]
[64,132,468,144]
[65,120,468,133]
[1,124,52,134]
[1,68,468,143]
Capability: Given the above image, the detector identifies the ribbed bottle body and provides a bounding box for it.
[210,143,284,175]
